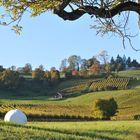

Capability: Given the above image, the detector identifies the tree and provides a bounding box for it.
[98,50,109,65]
[60,59,68,71]
[115,55,125,71]
[38,64,45,71]
[110,57,116,71]
[87,57,99,68]
[131,59,139,67]
[68,55,81,71]
[115,55,122,64]
[32,68,44,80]
[110,57,115,65]
[87,58,93,68]
[93,98,118,119]
[23,63,32,74]
[44,70,51,80]
[122,55,127,65]
[50,68,60,84]
[126,57,132,68]
[0,65,5,72]
[80,59,88,70]
[105,63,112,76]
[0,69,20,89]
[0,0,139,48]
[10,65,16,71]
[63,67,72,78]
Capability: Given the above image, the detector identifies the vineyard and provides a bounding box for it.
[89,78,130,91]
[61,82,92,96]
[48,79,94,96]
[0,104,93,121]
[60,78,130,95]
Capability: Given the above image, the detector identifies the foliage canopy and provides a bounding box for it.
[0,0,140,48]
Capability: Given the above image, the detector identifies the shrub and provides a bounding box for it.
[92,98,118,119]
[105,86,118,91]
[134,114,140,120]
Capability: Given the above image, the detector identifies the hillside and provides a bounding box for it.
[0,81,140,120]
[118,69,140,79]
[0,70,140,121]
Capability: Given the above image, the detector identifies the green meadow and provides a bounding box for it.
[0,121,140,140]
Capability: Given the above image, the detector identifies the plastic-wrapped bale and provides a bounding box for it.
[4,109,27,125]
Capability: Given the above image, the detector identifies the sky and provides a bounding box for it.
[0,11,140,70]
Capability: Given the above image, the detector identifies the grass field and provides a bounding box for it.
[0,121,140,140]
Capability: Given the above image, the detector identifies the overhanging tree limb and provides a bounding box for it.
[0,0,140,50]
[54,1,140,20]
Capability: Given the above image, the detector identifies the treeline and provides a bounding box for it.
[59,52,140,77]
[110,55,139,71]
[0,51,139,91]
[0,67,60,91]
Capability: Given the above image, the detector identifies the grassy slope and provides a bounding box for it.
[60,88,140,120]
[118,69,140,79]
[0,121,140,140]
[0,87,140,120]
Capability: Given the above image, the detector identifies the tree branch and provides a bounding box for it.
[54,1,140,21]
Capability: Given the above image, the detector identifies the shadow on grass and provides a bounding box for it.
[0,95,49,101]
[129,80,140,88]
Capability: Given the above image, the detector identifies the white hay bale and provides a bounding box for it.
[4,109,27,125]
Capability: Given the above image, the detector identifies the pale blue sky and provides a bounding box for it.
[0,11,140,70]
